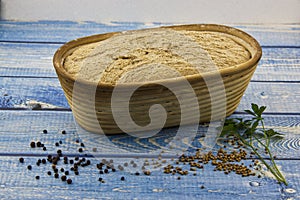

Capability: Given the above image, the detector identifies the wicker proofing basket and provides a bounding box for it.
[53,24,262,134]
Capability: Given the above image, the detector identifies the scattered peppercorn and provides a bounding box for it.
[36,141,42,147]
[43,130,47,134]
[54,173,59,179]
[61,130,66,134]
[30,141,36,148]
[65,171,69,176]
[67,179,72,184]
[78,148,83,153]
[47,171,52,176]
[35,176,40,180]
[61,175,67,181]
[27,165,32,170]
[55,142,59,147]
[43,147,47,151]
[19,157,24,163]
[120,176,125,181]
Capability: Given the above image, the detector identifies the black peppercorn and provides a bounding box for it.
[104,169,109,174]
[47,171,52,176]
[65,171,69,176]
[43,147,47,151]
[36,141,42,147]
[27,165,32,170]
[80,143,85,147]
[120,176,125,181]
[78,148,83,153]
[54,173,59,178]
[43,130,47,134]
[30,141,36,148]
[98,177,103,182]
[35,176,40,180]
[61,130,66,134]
[67,179,72,184]
[61,175,67,181]
[55,142,59,147]
[19,157,24,163]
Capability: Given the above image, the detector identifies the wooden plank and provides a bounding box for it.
[0,110,299,159]
[0,77,69,109]
[1,42,300,81]
[0,42,59,77]
[0,156,298,199]
[0,21,299,46]
[1,77,300,113]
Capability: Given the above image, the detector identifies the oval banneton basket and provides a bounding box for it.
[53,24,262,134]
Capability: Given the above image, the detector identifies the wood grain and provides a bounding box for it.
[0,156,298,200]
[1,76,300,114]
[0,110,299,159]
[0,21,299,46]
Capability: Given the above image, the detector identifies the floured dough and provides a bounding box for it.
[63,28,250,84]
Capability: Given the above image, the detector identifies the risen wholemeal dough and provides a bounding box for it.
[64,29,250,84]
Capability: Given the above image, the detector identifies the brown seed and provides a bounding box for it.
[144,170,151,176]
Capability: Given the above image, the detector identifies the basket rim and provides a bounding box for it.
[53,23,262,89]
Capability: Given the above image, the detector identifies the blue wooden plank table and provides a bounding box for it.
[0,21,300,200]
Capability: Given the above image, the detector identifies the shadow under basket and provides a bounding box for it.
[53,24,262,134]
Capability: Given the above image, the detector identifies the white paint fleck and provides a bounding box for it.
[249,181,260,187]
[284,188,297,194]
[152,188,164,192]
[112,187,131,193]
[208,189,222,193]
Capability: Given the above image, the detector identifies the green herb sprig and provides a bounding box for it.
[220,103,287,185]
